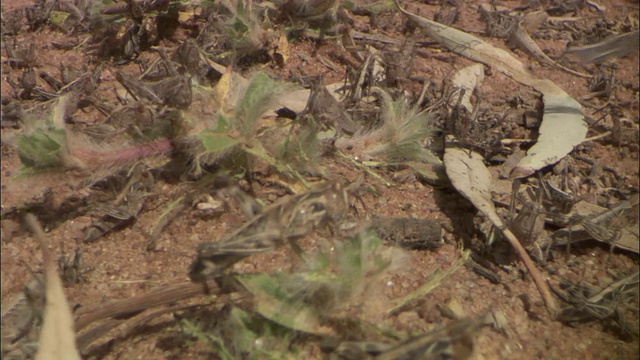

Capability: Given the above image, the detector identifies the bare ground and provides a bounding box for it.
[1,0,639,359]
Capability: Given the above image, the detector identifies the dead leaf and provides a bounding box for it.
[26,214,81,360]
[213,65,250,115]
[443,143,498,225]
[443,137,557,317]
[273,82,344,115]
[507,24,591,78]
[509,93,587,178]
[393,0,588,179]
[521,11,548,34]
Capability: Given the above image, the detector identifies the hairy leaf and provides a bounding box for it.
[235,72,294,138]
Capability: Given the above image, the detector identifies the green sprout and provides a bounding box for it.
[277,118,323,175]
[16,94,175,177]
[179,306,302,359]
[17,125,67,170]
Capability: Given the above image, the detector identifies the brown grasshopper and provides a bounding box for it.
[85,165,154,242]
[1,274,45,358]
[189,180,350,282]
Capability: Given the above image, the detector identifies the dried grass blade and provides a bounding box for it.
[75,282,212,332]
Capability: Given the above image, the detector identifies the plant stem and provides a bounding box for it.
[74,137,174,169]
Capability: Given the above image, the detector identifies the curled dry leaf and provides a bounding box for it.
[25,214,81,360]
[443,143,498,224]
[507,24,592,78]
[509,93,586,178]
[393,0,588,179]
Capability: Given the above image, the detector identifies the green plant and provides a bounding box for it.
[336,88,441,165]
[180,228,409,358]
[202,0,269,60]
[276,118,324,175]
[15,94,174,177]
[179,72,296,176]
[236,228,408,335]
[179,307,302,359]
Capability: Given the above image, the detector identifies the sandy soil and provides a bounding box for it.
[1,0,639,359]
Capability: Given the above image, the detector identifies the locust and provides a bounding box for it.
[189,180,350,282]
[1,274,45,359]
[85,165,154,243]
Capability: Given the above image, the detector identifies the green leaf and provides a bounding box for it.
[232,17,250,35]
[243,141,276,166]
[337,229,387,280]
[197,130,239,154]
[224,307,260,354]
[236,229,396,336]
[405,161,446,184]
[235,72,293,138]
[214,113,232,132]
[179,319,235,360]
[50,11,71,28]
[278,121,322,171]
[17,127,67,169]
[237,273,333,335]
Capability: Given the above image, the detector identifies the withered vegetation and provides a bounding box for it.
[1,0,638,359]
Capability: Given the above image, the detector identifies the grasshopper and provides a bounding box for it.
[1,274,45,358]
[189,180,350,282]
[85,165,154,242]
